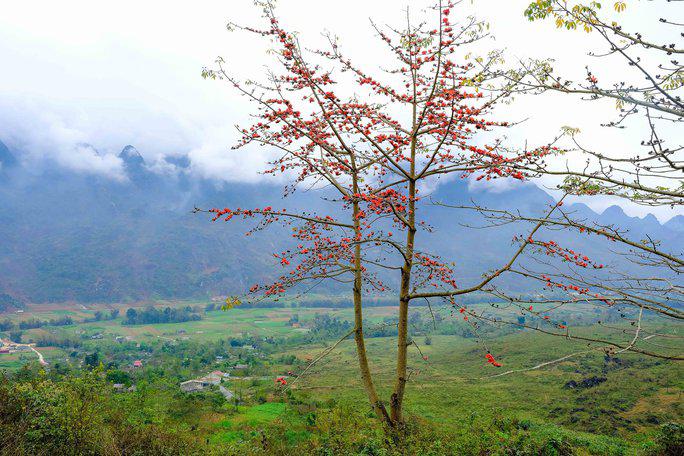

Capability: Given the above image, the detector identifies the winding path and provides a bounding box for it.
[29,346,48,365]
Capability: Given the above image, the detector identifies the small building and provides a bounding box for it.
[112,383,125,391]
[91,333,104,340]
[0,348,9,354]
[232,364,249,370]
[180,379,210,393]
[199,373,222,385]
[132,360,143,368]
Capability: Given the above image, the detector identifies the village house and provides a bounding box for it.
[180,371,230,393]
[210,370,229,378]
[180,379,209,393]
[198,373,222,385]
[132,360,143,368]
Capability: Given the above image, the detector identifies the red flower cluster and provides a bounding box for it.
[485,353,502,367]
[415,253,458,290]
[529,239,604,269]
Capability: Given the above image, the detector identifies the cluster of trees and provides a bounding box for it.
[34,334,82,349]
[19,316,74,329]
[298,307,610,342]
[307,314,353,338]
[0,315,74,332]
[122,306,202,325]
[0,294,23,312]
[0,319,14,332]
[0,310,121,335]
[82,308,119,323]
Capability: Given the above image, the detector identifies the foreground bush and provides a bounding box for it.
[0,371,677,455]
[0,371,203,456]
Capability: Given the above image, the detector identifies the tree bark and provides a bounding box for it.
[390,128,418,424]
[390,186,415,424]
[352,186,391,425]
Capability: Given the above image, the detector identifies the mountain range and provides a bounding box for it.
[0,140,681,305]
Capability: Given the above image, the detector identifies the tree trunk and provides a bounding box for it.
[352,195,391,425]
[390,178,416,425]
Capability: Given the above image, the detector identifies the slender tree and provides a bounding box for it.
[200,0,682,429]
[200,0,552,427]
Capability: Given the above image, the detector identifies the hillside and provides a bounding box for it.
[1,302,682,455]
[0,140,681,304]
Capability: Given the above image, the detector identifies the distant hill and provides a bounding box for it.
[0,140,18,171]
[0,139,680,304]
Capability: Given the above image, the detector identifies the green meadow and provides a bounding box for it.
[1,301,682,454]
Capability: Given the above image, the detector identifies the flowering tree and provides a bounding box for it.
[200,0,681,428]
[509,1,684,325]
[509,0,682,205]
[441,0,683,372]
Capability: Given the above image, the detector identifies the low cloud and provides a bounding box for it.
[0,101,125,179]
[187,125,284,183]
[0,0,679,223]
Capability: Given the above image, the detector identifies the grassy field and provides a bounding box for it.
[274,332,683,436]
[1,301,682,453]
[203,326,682,453]
[2,302,398,344]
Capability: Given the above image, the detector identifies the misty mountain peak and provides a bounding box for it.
[601,205,626,219]
[0,140,18,169]
[119,145,144,165]
[641,213,659,224]
[664,215,684,232]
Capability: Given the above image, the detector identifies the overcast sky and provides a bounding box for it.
[0,0,680,221]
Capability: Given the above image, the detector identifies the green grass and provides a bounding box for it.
[269,330,682,441]
[0,355,24,371]
[9,304,397,344]
[2,301,681,452]
[211,402,311,444]
[225,402,289,426]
